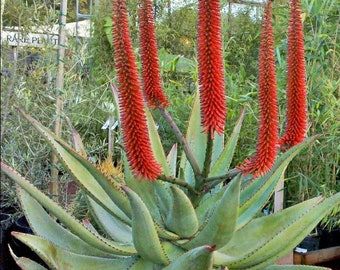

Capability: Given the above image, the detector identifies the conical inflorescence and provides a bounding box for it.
[238,0,279,177]
[198,0,226,138]
[279,0,307,150]
[139,0,170,109]
[112,0,162,180]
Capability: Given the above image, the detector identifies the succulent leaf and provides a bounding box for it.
[128,258,155,270]
[9,246,48,270]
[122,186,170,265]
[87,197,133,243]
[184,175,241,249]
[265,265,331,270]
[154,222,181,241]
[209,108,245,178]
[16,107,132,221]
[216,193,340,268]
[1,162,136,255]
[179,92,206,186]
[17,186,120,257]
[166,144,178,177]
[11,233,137,270]
[179,92,224,186]
[166,185,199,237]
[162,241,186,261]
[163,245,215,270]
[124,162,163,224]
[238,137,317,229]
[145,108,172,176]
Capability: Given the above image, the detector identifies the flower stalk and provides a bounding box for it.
[157,106,201,178]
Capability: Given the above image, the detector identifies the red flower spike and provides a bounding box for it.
[139,0,169,109]
[198,0,226,138]
[237,1,279,178]
[279,0,307,150]
[112,0,162,181]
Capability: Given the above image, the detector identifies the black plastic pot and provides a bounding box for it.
[297,235,320,251]
[1,213,13,270]
[318,228,340,249]
[9,215,49,269]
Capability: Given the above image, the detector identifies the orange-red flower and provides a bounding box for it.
[139,0,169,109]
[279,0,307,150]
[198,0,226,138]
[112,0,162,181]
[238,1,279,177]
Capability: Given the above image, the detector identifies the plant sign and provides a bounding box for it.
[1,31,59,47]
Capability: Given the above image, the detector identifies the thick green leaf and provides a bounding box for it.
[145,108,171,176]
[67,151,132,222]
[179,92,224,186]
[9,246,48,270]
[184,175,241,249]
[167,144,178,177]
[124,158,180,241]
[162,241,186,262]
[237,137,318,229]
[216,193,340,269]
[265,265,331,270]
[123,186,169,265]
[154,222,181,241]
[17,107,132,222]
[166,185,199,238]
[17,186,122,257]
[87,197,132,243]
[210,108,245,177]
[163,246,215,270]
[124,162,163,224]
[1,162,136,255]
[12,233,137,270]
[64,115,87,157]
[195,184,228,225]
[179,92,207,186]
[128,258,155,270]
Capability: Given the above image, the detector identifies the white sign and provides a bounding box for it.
[1,31,59,47]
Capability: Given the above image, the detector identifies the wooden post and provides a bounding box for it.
[274,173,284,212]
[50,0,68,201]
[275,169,294,264]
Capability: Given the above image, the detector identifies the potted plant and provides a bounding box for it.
[1,0,339,269]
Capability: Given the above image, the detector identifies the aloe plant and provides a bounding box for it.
[1,0,339,269]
